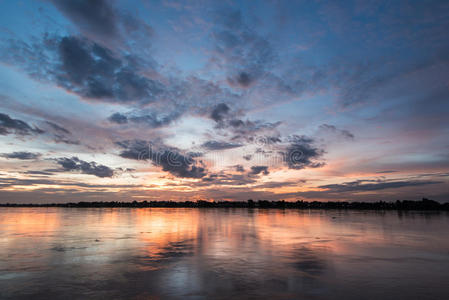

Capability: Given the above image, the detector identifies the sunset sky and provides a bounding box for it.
[0,0,448,203]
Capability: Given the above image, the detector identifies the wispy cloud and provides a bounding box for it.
[0,152,41,160]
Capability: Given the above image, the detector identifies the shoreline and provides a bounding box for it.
[1,198,448,210]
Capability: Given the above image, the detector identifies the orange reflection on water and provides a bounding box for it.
[1,208,449,299]
[1,207,61,236]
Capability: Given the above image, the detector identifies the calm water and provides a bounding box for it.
[0,208,449,299]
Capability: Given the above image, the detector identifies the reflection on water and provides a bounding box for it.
[1,208,449,299]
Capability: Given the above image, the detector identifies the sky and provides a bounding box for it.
[0,0,448,203]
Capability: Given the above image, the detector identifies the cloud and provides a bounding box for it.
[234,165,245,172]
[210,103,230,122]
[248,166,269,176]
[43,120,79,144]
[116,140,207,178]
[200,173,256,186]
[283,135,325,170]
[108,112,128,124]
[1,34,162,105]
[208,103,281,142]
[53,134,80,145]
[115,139,150,160]
[319,124,354,139]
[202,140,242,150]
[128,111,182,128]
[153,150,207,179]
[253,180,305,189]
[0,176,139,189]
[318,179,442,193]
[228,72,253,87]
[23,170,54,176]
[2,34,245,124]
[51,0,119,41]
[50,0,154,47]
[0,113,44,136]
[230,120,282,140]
[54,36,162,103]
[0,152,41,160]
[56,157,114,178]
[45,121,71,134]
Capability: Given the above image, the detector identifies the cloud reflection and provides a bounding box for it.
[1,208,449,299]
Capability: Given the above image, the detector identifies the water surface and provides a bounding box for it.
[1,208,449,299]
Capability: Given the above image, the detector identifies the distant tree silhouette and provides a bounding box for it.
[1,198,448,210]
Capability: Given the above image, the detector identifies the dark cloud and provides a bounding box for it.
[0,34,161,104]
[243,154,252,161]
[50,0,154,47]
[254,147,273,158]
[115,167,135,172]
[200,173,256,186]
[116,140,207,178]
[208,103,282,143]
[56,157,114,178]
[202,140,242,150]
[283,135,325,170]
[43,120,79,144]
[230,120,281,138]
[244,135,282,147]
[319,179,442,193]
[115,139,150,160]
[54,36,162,103]
[108,112,128,124]
[187,152,203,158]
[228,119,244,127]
[228,72,253,87]
[0,113,44,136]
[0,152,41,160]
[234,165,245,172]
[114,68,162,101]
[319,124,354,139]
[53,134,80,145]
[153,150,207,179]
[51,0,119,40]
[249,166,269,176]
[376,170,398,174]
[45,121,71,134]
[58,36,100,84]
[128,111,182,128]
[210,103,230,122]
